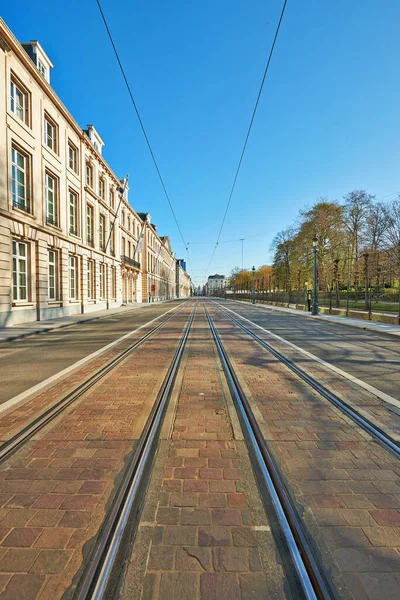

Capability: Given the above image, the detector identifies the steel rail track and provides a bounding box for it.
[0,302,190,467]
[213,301,400,459]
[74,305,196,600]
[204,304,336,600]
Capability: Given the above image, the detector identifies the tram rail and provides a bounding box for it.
[0,302,189,467]
[212,301,400,459]
[204,304,336,600]
[74,305,196,599]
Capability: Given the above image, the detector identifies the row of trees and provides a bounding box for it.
[229,191,400,293]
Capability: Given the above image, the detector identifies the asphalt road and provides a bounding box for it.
[215,299,400,402]
[0,301,185,404]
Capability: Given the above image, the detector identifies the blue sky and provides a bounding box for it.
[3,1,400,287]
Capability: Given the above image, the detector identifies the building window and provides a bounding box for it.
[111,266,116,298]
[45,172,58,226]
[87,205,94,246]
[128,241,131,258]
[38,60,47,78]
[99,177,105,200]
[69,190,78,235]
[86,163,93,187]
[121,237,126,256]
[44,113,57,152]
[87,260,94,299]
[121,210,125,227]
[68,255,78,300]
[99,214,106,251]
[12,240,28,301]
[48,250,57,300]
[110,227,115,256]
[68,142,78,173]
[10,77,28,124]
[109,188,115,209]
[11,146,30,212]
[99,263,106,299]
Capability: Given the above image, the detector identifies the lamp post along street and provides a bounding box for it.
[252,266,256,304]
[312,236,318,315]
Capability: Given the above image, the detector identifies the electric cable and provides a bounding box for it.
[206,0,288,273]
[95,0,194,274]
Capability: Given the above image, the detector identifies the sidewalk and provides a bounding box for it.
[228,300,400,339]
[0,302,170,344]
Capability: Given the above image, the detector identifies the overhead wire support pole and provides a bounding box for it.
[95,0,193,274]
[206,0,288,273]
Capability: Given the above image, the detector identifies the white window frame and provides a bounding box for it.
[69,190,78,235]
[10,79,26,122]
[68,142,78,173]
[99,214,106,251]
[11,146,29,212]
[38,60,47,78]
[111,266,116,299]
[45,172,57,225]
[87,204,94,246]
[48,249,57,301]
[86,163,93,187]
[99,177,105,200]
[68,255,78,300]
[99,263,106,300]
[12,240,28,302]
[87,260,94,299]
[44,115,56,152]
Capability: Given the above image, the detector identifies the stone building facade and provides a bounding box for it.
[206,274,225,296]
[0,19,190,326]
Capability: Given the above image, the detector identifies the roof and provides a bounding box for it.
[208,274,225,279]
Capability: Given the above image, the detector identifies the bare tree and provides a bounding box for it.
[343,190,375,284]
[382,198,400,279]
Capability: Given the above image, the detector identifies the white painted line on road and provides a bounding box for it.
[221,303,400,411]
[1,303,181,416]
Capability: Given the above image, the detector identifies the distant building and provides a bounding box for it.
[206,274,225,296]
[175,259,191,299]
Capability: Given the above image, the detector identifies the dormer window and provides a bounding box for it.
[21,41,53,84]
[38,60,46,78]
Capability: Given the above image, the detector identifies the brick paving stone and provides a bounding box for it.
[0,574,45,600]
[0,308,194,599]
[134,310,275,600]
[200,573,240,600]
[207,307,400,600]
[158,573,198,600]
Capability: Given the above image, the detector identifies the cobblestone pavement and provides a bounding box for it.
[208,305,400,600]
[0,306,192,599]
[215,303,400,442]
[0,304,183,443]
[121,306,292,600]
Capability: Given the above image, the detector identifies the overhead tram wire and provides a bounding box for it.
[205,0,288,273]
[94,0,193,274]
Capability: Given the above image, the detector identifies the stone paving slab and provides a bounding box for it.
[0,307,192,599]
[218,308,400,441]
[0,306,184,443]
[0,301,180,344]
[121,307,292,600]
[225,299,400,338]
[209,306,400,600]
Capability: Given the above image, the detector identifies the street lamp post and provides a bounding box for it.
[312,235,318,315]
[251,266,255,304]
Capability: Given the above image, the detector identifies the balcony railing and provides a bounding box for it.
[13,199,30,213]
[121,255,141,269]
[46,215,58,226]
